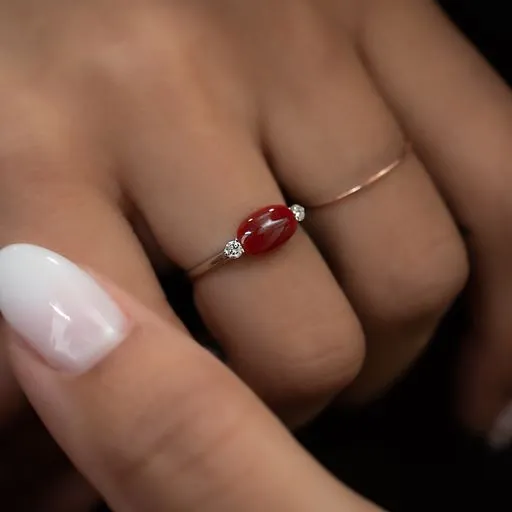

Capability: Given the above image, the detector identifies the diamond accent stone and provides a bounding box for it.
[224,240,244,259]
[289,204,306,222]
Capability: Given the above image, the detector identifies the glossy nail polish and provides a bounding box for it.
[0,244,127,373]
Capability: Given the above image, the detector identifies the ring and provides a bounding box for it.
[306,141,411,209]
[187,204,306,280]
[187,142,410,280]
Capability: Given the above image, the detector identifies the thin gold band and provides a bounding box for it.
[307,142,411,209]
[187,143,411,280]
[188,251,230,280]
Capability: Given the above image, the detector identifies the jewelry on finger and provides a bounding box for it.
[187,142,410,280]
[187,204,306,280]
[306,141,412,209]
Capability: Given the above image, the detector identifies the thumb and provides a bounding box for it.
[0,244,381,512]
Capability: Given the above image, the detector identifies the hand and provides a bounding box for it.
[1,1,512,504]
[1,243,385,511]
[0,0,469,425]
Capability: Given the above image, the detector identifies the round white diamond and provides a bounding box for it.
[224,240,244,259]
[290,204,306,222]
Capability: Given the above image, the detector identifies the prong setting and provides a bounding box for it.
[224,240,244,259]
[289,204,306,222]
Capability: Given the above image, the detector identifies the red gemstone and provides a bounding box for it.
[237,205,298,256]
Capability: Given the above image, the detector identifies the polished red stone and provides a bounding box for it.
[237,205,298,256]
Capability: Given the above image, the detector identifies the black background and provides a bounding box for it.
[99,1,512,511]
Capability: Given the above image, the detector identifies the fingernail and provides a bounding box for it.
[0,244,128,373]
[488,402,512,450]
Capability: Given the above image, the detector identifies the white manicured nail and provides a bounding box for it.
[488,402,512,450]
[0,244,128,373]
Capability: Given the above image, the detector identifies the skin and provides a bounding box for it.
[8,274,385,512]
[0,0,512,508]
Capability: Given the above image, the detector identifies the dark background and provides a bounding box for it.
[101,1,512,511]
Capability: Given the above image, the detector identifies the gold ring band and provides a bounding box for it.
[306,141,411,209]
[186,142,411,281]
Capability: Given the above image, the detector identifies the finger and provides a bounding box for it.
[1,244,381,512]
[0,90,180,501]
[359,0,512,435]
[263,36,467,401]
[0,88,178,410]
[0,89,172,316]
[116,68,364,425]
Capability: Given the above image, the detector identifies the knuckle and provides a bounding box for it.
[99,359,251,492]
[85,11,193,90]
[381,232,469,322]
[256,317,365,406]
[88,34,164,87]
[86,23,211,118]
